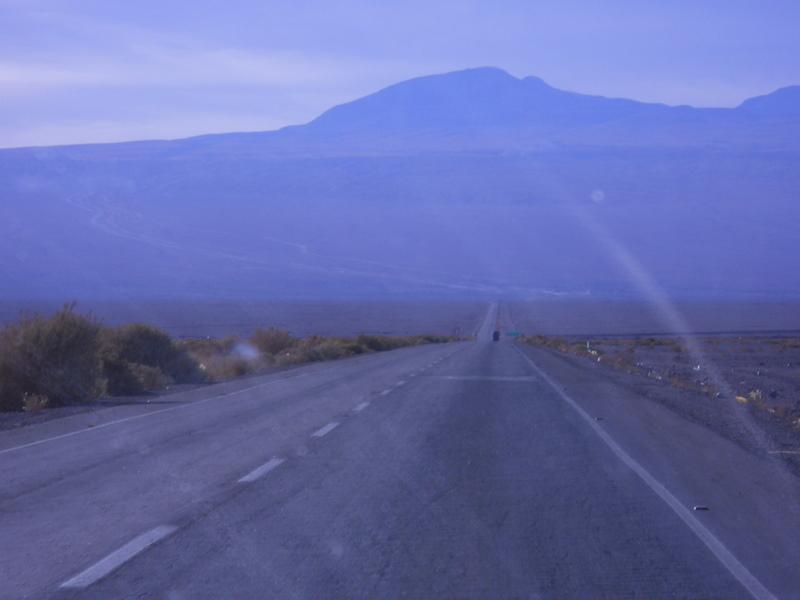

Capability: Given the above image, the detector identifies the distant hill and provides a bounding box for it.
[1,67,799,300]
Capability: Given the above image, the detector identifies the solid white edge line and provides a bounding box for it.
[0,366,339,457]
[513,345,777,600]
[311,421,339,438]
[354,401,370,412]
[60,525,178,589]
[3,346,464,457]
[238,457,285,483]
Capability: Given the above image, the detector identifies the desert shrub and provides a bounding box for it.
[521,335,571,352]
[251,328,296,356]
[413,334,451,344]
[99,323,201,395]
[100,354,145,396]
[342,342,368,354]
[197,355,254,381]
[0,308,458,408]
[303,343,349,362]
[356,335,408,352]
[181,336,238,358]
[277,333,452,366]
[128,363,171,390]
[181,337,262,381]
[278,338,359,365]
[0,304,102,410]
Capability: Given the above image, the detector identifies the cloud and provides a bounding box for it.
[0,49,419,90]
[0,8,443,93]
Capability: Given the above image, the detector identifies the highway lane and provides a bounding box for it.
[2,304,799,599]
[0,340,467,599]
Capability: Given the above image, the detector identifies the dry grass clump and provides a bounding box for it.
[277,336,362,366]
[270,333,454,367]
[182,331,456,380]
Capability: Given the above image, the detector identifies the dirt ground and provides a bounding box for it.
[522,334,800,473]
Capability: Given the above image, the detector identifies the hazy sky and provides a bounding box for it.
[2,0,798,148]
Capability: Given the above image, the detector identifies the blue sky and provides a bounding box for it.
[1,0,798,147]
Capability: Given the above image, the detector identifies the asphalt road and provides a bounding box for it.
[1,304,799,599]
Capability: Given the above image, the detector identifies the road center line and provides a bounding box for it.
[513,345,777,600]
[60,525,178,589]
[238,457,285,483]
[354,401,370,412]
[311,422,339,438]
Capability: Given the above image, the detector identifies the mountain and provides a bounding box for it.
[1,67,799,301]
[738,85,800,116]
[305,67,664,135]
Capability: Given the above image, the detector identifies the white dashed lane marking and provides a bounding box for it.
[311,422,339,438]
[238,457,285,483]
[60,526,178,589]
[354,401,370,412]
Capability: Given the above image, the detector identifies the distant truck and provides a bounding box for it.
[492,330,500,341]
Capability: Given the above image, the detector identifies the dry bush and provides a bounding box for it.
[181,336,238,355]
[278,338,357,365]
[356,335,405,352]
[0,304,102,411]
[412,334,453,344]
[182,337,264,381]
[251,328,297,356]
[128,363,172,391]
[99,323,202,395]
[276,333,451,367]
[0,305,456,410]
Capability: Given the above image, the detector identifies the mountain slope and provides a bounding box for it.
[305,67,665,135]
[1,67,799,300]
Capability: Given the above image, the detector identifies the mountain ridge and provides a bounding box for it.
[2,67,798,154]
[1,67,799,300]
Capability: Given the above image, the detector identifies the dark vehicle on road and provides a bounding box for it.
[492,330,500,341]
